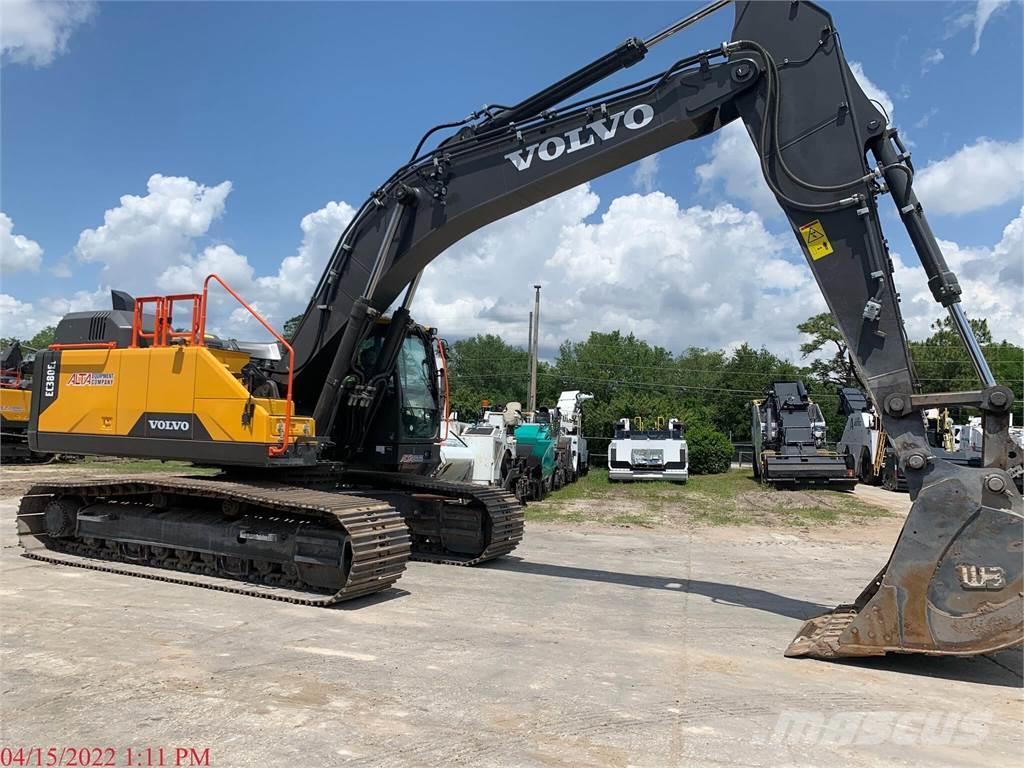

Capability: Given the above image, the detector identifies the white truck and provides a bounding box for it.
[608,417,688,482]
[555,390,594,479]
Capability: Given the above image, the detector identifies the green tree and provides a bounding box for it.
[25,326,56,350]
[446,334,531,418]
[1,326,56,353]
[282,315,303,341]
[549,331,692,442]
[911,316,1023,425]
[706,343,802,440]
[797,312,856,388]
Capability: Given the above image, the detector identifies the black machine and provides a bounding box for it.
[21,0,1021,659]
[752,381,856,488]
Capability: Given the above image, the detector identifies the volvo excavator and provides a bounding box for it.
[18,0,1021,659]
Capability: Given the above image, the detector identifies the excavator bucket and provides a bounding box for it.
[786,460,1023,658]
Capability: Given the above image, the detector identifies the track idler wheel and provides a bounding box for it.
[786,461,1023,659]
[44,497,81,538]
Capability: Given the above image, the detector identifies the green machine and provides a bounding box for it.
[514,423,556,500]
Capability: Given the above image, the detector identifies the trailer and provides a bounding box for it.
[608,418,688,482]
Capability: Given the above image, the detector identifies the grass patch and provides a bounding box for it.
[530,467,892,529]
[75,457,219,475]
[524,506,586,524]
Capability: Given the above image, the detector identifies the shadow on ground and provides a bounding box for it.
[489,557,1024,687]
[486,556,827,620]
[830,651,1024,689]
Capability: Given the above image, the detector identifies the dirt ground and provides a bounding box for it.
[0,461,1020,768]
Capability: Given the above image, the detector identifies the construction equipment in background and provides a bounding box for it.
[434,424,476,484]
[608,417,688,482]
[556,390,594,479]
[752,382,856,489]
[19,0,1021,658]
[443,393,591,499]
[1,343,53,464]
[952,417,984,458]
[514,417,558,498]
[447,403,531,500]
[836,386,906,491]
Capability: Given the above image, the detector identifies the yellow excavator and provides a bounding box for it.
[18,0,1021,657]
[1,342,52,463]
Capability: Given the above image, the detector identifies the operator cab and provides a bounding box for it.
[339,319,442,474]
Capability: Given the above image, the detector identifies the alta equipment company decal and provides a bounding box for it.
[67,372,115,387]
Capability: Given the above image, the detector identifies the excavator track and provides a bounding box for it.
[370,473,525,566]
[278,470,525,566]
[16,475,410,605]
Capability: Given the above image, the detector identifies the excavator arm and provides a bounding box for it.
[287,0,1021,658]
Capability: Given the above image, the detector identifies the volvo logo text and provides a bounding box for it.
[148,419,190,432]
[503,104,655,171]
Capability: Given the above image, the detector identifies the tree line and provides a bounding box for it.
[445,314,1024,446]
[6,314,1020,445]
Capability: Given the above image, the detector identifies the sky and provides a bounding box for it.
[1,0,1022,362]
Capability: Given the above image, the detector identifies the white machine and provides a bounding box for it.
[434,415,476,483]
[556,390,594,478]
[439,403,529,499]
[608,417,688,482]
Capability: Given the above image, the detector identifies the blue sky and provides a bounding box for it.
[1,1,1022,357]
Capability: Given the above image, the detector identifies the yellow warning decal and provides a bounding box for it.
[799,219,834,261]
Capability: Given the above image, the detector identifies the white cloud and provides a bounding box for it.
[13,173,1019,364]
[153,199,356,333]
[0,285,107,340]
[849,62,895,123]
[914,138,1024,215]
[255,200,356,306]
[58,174,353,337]
[893,206,1023,344]
[412,186,826,360]
[413,185,600,350]
[631,155,660,193]
[972,0,1010,54]
[920,48,944,75]
[547,193,825,356]
[0,293,40,339]
[914,108,939,130]
[76,173,232,286]
[0,0,95,67]
[0,212,43,272]
[695,120,777,219]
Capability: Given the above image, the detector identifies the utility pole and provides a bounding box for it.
[528,284,541,415]
[526,310,534,407]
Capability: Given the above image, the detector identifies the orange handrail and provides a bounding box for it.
[49,342,117,351]
[131,296,166,347]
[198,274,296,458]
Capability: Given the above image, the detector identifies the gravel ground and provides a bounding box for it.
[0,465,1019,768]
